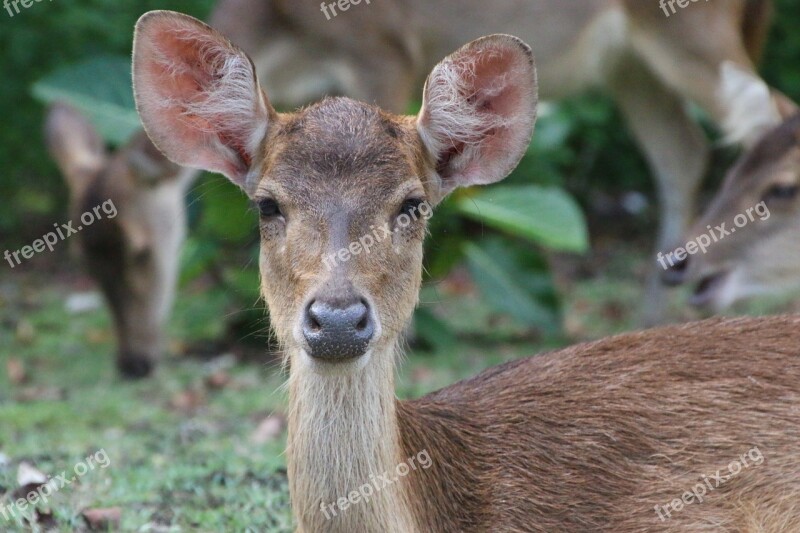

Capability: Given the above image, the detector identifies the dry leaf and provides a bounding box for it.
[17,462,47,486]
[250,414,286,444]
[15,320,35,345]
[82,507,122,530]
[15,386,67,403]
[170,389,206,412]
[64,292,102,314]
[6,358,27,385]
[205,370,231,390]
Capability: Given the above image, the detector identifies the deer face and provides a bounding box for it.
[664,114,800,311]
[253,101,430,370]
[132,11,537,372]
[46,105,192,378]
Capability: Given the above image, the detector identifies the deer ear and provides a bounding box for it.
[45,103,107,196]
[132,10,273,194]
[417,34,537,198]
[719,61,787,147]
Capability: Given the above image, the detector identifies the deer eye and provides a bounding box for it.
[257,198,283,219]
[763,184,800,203]
[397,198,425,220]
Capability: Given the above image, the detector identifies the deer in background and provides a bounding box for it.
[134,11,800,531]
[662,80,800,311]
[45,104,197,378]
[209,0,790,323]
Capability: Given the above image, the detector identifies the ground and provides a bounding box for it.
[1,242,797,532]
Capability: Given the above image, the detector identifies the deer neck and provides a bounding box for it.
[286,345,416,532]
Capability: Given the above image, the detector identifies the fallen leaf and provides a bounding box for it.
[170,389,206,412]
[411,366,435,383]
[15,320,35,345]
[250,414,286,444]
[85,328,112,345]
[82,507,122,530]
[64,292,103,314]
[14,386,66,403]
[205,370,231,390]
[17,462,47,486]
[6,358,27,385]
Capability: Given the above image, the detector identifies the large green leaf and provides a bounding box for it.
[456,185,589,253]
[32,55,140,145]
[464,240,560,332]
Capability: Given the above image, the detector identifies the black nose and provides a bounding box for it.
[662,255,689,286]
[303,299,375,361]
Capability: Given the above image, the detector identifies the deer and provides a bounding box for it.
[662,83,800,311]
[132,11,800,532]
[45,103,198,378]
[207,0,792,324]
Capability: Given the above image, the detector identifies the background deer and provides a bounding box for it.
[663,81,800,311]
[45,103,198,378]
[208,0,789,323]
[133,11,800,532]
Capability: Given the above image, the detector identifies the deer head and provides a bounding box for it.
[662,76,800,311]
[132,10,536,373]
[45,103,195,378]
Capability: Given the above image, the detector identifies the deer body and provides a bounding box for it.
[132,12,800,532]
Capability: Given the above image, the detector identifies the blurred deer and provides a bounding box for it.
[134,12,800,531]
[209,0,786,323]
[45,104,197,378]
[662,68,800,311]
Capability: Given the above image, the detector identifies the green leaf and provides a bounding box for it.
[464,240,560,332]
[32,55,140,145]
[413,307,459,353]
[456,185,588,252]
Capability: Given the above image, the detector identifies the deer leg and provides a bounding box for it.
[610,59,710,325]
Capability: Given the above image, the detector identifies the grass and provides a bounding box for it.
[1,243,797,532]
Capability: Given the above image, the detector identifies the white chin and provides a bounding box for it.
[298,349,373,375]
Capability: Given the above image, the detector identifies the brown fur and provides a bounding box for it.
[400,316,800,531]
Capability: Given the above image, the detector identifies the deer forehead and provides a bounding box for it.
[256,98,424,211]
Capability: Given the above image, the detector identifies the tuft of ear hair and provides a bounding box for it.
[132,10,274,194]
[417,34,538,198]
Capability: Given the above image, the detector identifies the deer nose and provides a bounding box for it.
[662,255,689,286]
[302,299,375,361]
